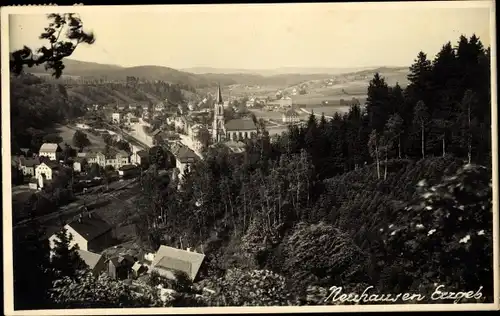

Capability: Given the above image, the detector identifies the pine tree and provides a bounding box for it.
[407,51,433,106]
[413,101,429,159]
[51,227,87,280]
[365,73,390,132]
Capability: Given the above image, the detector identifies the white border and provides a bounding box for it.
[1,1,498,314]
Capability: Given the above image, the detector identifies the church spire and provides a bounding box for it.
[216,83,223,104]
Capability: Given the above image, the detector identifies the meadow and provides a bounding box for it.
[55,124,107,150]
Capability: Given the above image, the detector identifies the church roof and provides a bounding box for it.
[225,118,257,131]
[216,84,223,104]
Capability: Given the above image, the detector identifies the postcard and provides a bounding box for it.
[1,1,498,314]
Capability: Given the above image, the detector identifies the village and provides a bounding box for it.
[10,84,313,301]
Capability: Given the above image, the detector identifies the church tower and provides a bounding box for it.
[212,84,226,142]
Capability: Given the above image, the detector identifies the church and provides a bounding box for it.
[212,85,258,143]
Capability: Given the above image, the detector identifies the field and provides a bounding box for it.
[55,124,107,150]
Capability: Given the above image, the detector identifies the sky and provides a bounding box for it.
[8,2,492,70]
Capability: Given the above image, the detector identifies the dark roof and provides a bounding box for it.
[172,144,198,163]
[74,157,87,163]
[44,161,61,169]
[24,158,40,167]
[119,164,138,171]
[67,212,112,241]
[137,150,149,157]
[224,119,257,131]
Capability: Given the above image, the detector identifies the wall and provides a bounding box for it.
[88,229,113,253]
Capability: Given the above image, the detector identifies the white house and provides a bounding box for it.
[282,109,301,124]
[171,143,198,180]
[112,113,121,124]
[48,212,113,253]
[35,161,59,181]
[73,157,87,172]
[39,143,62,161]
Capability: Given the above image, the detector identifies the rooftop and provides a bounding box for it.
[39,143,60,153]
[67,212,112,241]
[77,249,103,270]
[224,118,257,131]
[151,245,205,281]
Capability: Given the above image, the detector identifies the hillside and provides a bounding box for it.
[181,66,376,76]
[9,74,186,154]
[28,59,409,92]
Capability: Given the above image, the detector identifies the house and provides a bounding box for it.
[117,105,126,111]
[77,249,107,276]
[154,102,165,112]
[87,152,106,167]
[135,150,149,167]
[107,255,135,280]
[132,261,148,279]
[112,113,121,124]
[128,104,137,110]
[149,245,205,281]
[188,124,202,141]
[21,157,40,177]
[246,98,256,107]
[73,157,87,172]
[35,161,61,181]
[282,109,301,124]
[105,150,130,170]
[171,143,198,178]
[28,178,38,190]
[49,212,113,253]
[39,143,62,161]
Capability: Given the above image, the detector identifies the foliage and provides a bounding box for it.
[50,271,165,308]
[207,269,296,306]
[72,130,91,150]
[382,164,493,302]
[10,13,95,79]
[280,222,370,287]
[50,227,88,279]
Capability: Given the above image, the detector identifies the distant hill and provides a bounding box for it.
[180,66,376,76]
[27,59,409,90]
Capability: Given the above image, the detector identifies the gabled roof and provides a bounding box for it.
[171,144,198,163]
[77,249,103,270]
[151,245,205,281]
[137,150,149,157]
[39,143,60,153]
[224,119,257,131]
[23,158,40,167]
[67,212,112,242]
[41,161,61,170]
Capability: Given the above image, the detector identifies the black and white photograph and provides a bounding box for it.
[1,1,498,314]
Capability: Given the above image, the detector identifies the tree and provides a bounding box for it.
[149,146,166,168]
[50,270,165,308]
[368,130,381,179]
[407,51,433,105]
[460,90,476,164]
[365,73,390,132]
[413,101,429,159]
[50,227,88,279]
[43,133,63,144]
[10,13,96,78]
[281,222,369,288]
[72,130,91,151]
[433,119,453,157]
[383,164,493,302]
[385,113,404,159]
[13,212,55,309]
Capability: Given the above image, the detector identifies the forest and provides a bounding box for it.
[11,34,494,309]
